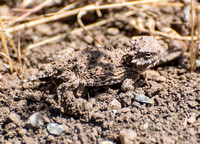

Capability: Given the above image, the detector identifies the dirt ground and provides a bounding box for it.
[0,0,200,143]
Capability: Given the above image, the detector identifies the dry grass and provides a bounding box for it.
[190,0,195,71]
[0,17,13,73]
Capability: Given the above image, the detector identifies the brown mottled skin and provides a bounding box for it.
[22,36,165,103]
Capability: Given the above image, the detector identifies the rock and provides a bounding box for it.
[151,137,157,143]
[119,129,137,144]
[187,116,196,124]
[47,135,56,141]
[3,122,17,138]
[7,112,21,126]
[22,135,36,144]
[92,112,105,123]
[143,70,166,82]
[106,27,120,35]
[134,93,153,104]
[95,93,114,103]
[119,93,132,107]
[109,99,122,110]
[47,123,65,135]
[25,112,45,129]
[168,104,176,112]
[3,122,17,134]
[118,107,131,113]
[187,101,199,108]
[18,128,27,136]
[35,24,52,35]
[43,129,49,137]
[42,115,50,123]
[143,122,149,130]
[187,113,196,124]
[112,109,117,115]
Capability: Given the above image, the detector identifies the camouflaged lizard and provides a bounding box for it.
[22,36,165,105]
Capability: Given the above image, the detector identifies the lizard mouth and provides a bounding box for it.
[130,54,163,72]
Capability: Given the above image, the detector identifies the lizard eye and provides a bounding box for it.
[145,52,152,58]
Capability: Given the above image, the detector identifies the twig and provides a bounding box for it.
[8,0,60,26]
[0,52,13,65]
[27,33,67,50]
[95,1,102,17]
[77,10,105,46]
[58,0,78,13]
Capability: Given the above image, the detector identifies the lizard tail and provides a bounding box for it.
[20,67,53,83]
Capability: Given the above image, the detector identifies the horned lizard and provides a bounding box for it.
[22,36,165,110]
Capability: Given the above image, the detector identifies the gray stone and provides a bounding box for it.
[47,123,65,135]
[25,112,45,129]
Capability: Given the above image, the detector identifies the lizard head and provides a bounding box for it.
[124,36,165,72]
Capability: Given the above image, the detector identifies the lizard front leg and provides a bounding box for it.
[120,75,153,106]
[121,78,136,92]
[121,72,139,92]
[56,77,81,105]
[56,80,91,120]
[120,77,136,106]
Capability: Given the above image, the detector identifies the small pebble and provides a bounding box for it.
[101,140,114,144]
[169,39,187,52]
[47,135,55,141]
[84,35,94,44]
[31,35,40,43]
[196,59,200,67]
[187,101,199,108]
[151,137,157,143]
[118,107,131,113]
[25,112,45,129]
[143,70,166,82]
[35,24,52,35]
[109,99,122,110]
[134,93,153,104]
[168,104,176,112]
[22,135,35,143]
[112,109,117,115]
[43,129,49,137]
[187,116,196,124]
[18,128,27,136]
[42,115,50,123]
[7,112,21,125]
[106,27,120,35]
[143,122,149,130]
[119,129,137,144]
[92,112,105,123]
[47,123,65,135]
